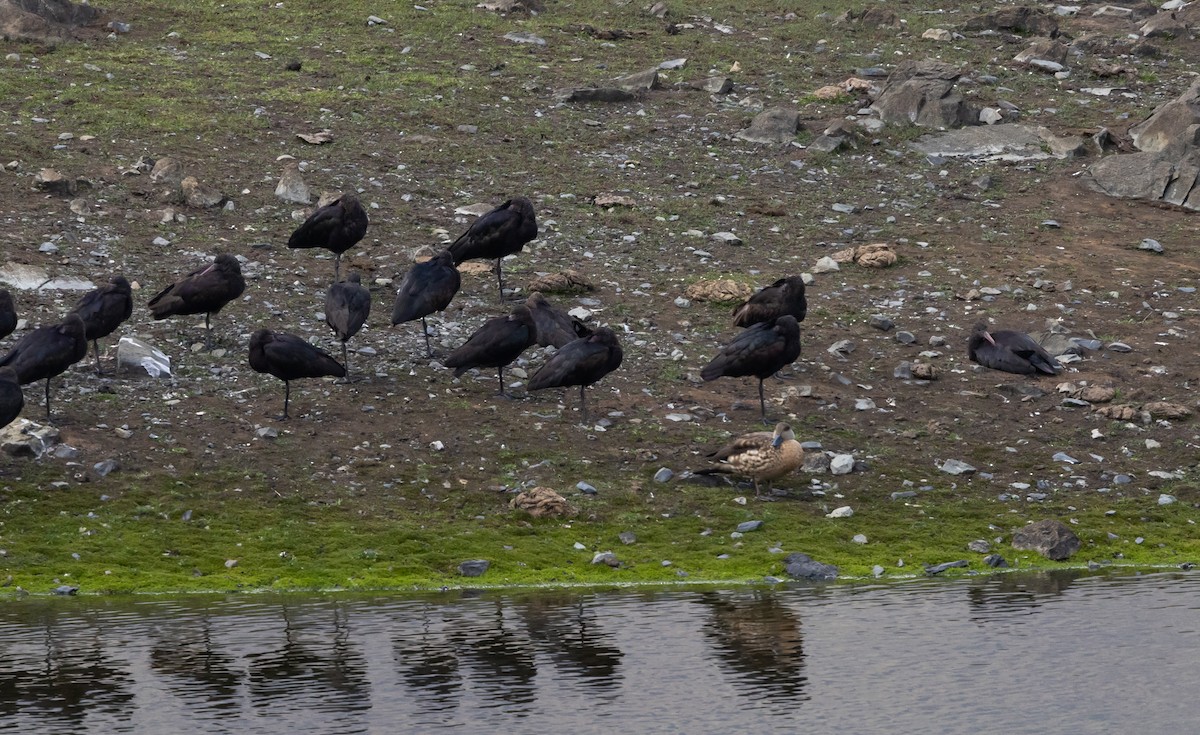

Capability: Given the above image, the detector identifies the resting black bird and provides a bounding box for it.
[0,289,16,341]
[324,272,371,380]
[148,254,246,350]
[0,313,88,419]
[448,196,537,299]
[525,292,591,348]
[968,321,1063,376]
[287,193,369,280]
[391,250,461,358]
[701,315,802,424]
[0,366,22,428]
[528,327,623,424]
[248,329,346,419]
[69,275,133,374]
[733,275,807,328]
[443,305,537,396]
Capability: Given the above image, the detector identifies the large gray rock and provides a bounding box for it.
[869,60,977,129]
[182,176,227,208]
[1085,143,1200,209]
[735,107,800,144]
[961,6,1059,36]
[1130,77,1200,153]
[1,419,60,458]
[783,552,839,581]
[0,0,99,44]
[274,163,311,205]
[912,124,1088,161]
[1011,519,1081,561]
[149,157,184,187]
[614,68,660,92]
[116,336,172,377]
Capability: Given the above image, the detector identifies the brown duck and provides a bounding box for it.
[695,422,804,497]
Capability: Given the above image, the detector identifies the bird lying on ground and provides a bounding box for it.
[968,321,1063,376]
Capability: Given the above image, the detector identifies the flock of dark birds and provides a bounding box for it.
[0,192,1067,494]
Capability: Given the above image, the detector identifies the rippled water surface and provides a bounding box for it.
[2,570,1198,734]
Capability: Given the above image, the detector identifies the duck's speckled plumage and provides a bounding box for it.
[696,422,804,497]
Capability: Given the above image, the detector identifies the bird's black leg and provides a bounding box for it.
[758,378,770,426]
[92,339,105,376]
[337,341,353,384]
[421,317,433,358]
[204,312,214,351]
[579,384,589,425]
[334,254,341,282]
[44,377,52,420]
[280,380,291,420]
[495,366,512,398]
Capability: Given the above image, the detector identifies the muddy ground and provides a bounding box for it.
[1,1,1198,544]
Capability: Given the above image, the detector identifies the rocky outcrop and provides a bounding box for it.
[869,60,977,129]
[0,0,99,44]
[1011,519,1081,561]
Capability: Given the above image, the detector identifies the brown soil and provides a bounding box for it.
[1,3,1198,509]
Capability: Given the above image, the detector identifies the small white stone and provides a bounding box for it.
[826,505,854,518]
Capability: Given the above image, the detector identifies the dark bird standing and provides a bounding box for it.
[287,193,369,280]
[0,290,16,341]
[148,254,246,350]
[324,272,371,380]
[968,321,1063,376]
[701,315,802,424]
[248,329,346,419]
[69,275,133,374]
[694,422,805,498]
[448,197,537,299]
[391,250,461,358]
[443,305,537,396]
[0,313,88,419]
[0,366,23,428]
[528,327,623,424]
[525,292,592,348]
[733,276,807,328]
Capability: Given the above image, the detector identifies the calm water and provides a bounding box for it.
[1,570,1197,734]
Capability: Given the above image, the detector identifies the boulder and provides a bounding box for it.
[274,163,310,205]
[1130,78,1200,153]
[783,552,839,581]
[1085,144,1200,209]
[1,418,60,458]
[1011,519,1080,561]
[613,68,660,92]
[735,107,800,144]
[961,6,1059,36]
[913,124,1087,162]
[835,7,903,29]
[0,0,99,44]
[869,60,977,129]
[116,336,172,377]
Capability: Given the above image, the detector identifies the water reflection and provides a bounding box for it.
[245,603,370,714]
[0,571,1197,733]
[0,603,134,726]
[965,569,1087,622]
[697,590,807,703]
[150,611,240,711]
[515,592,622,684]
